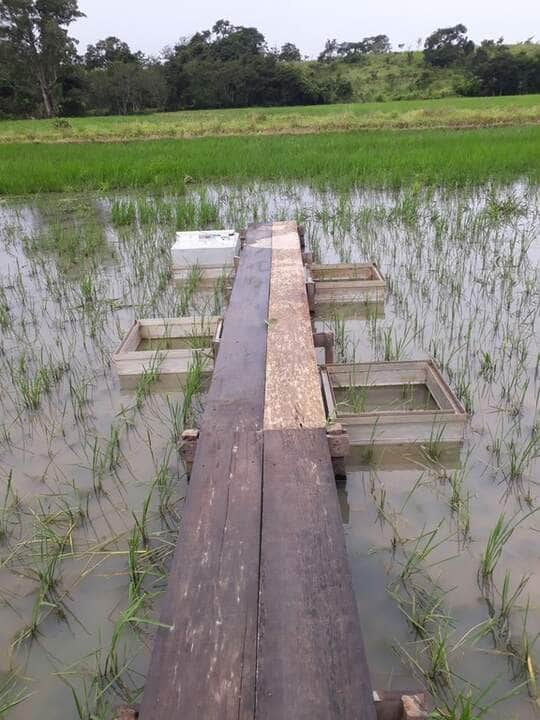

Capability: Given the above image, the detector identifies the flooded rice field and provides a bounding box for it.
[0,182,539,718]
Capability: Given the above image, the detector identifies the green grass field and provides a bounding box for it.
[1,125,538,194]
[0,95,538,144]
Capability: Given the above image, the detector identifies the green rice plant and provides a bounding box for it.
[329,309,348,364]
[198,196,220,227]
[422,423,446,464]
[478,351,496,382]
[90,438,106,495]
[176,264,203,316]
[182,351,207,426]
[429,679,522,720]
[2,126,540,195]
[400,522,449,581]
[69,378,92,422]
[452,369,473,415]
[111,199,136,226]
[388,578,450,640]
[497,572,530,638]
[485,190,526,223]
[342,382,367,414]
[105,424,122,472]
[0,285,11,331]
[478,510,538,586]
[137,198,160,226]
[0,470,17,543]
[514,600,539,699]
[79,274,95,306]
[211,272,229,315]
[503,436,540,485]
[134,352,164,410]
[448,466,471,542]
[379,324,412,361]
[394,623,453,691]
[0,673,31,715]
[166,396,184,444]
[175,198,198,230]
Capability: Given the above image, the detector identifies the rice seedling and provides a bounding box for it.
[422,424,446,464]
[0,673,31,715]
[429,679,522,720]
[378,323,412,361]
[134,353,164,410]
[0,177,539,716]
[111,198,137,226]
[478,511,538,587]
[400,522,451,581]
[0,470,18,543]
[182,351,207,427]
[176,264,203,316]
[388,578,450,640]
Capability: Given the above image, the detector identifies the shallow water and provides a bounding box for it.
[0,181,539,718]
[333,383,438,412]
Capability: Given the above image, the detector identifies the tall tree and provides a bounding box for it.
[278,42,301,62]
[0,0,84,117]
[423,24,474,67]
[85,36,137,69]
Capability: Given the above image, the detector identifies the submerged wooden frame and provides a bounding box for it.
[112,316,222,389]
[321,359,467,445]
[171,263,237,288]
[306,262,386,310]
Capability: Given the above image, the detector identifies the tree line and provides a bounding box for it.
[0,1,539,119]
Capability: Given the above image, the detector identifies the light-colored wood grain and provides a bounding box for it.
[264,222,325,430]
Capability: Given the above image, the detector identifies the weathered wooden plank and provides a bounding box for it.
[257,222,376,720]
[264,221,325,430]
[256,428,377,720]
[139,223,273,720]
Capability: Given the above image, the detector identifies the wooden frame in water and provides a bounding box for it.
[171,229,240,287]
[112,316,222,389]
[320,360,467,445]
[306,262,386,310]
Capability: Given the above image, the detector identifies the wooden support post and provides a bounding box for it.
[179,428,199,477]
[326,422,350,483]
[302,251,313,268]
[212,319,223,360]
[313,330,335,364]
[306,269,315,313]
[373,690,428,720]
[113,706,139,720]
[298,224,306,251]
[401,694,428,719]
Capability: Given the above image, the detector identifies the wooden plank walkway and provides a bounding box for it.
[139,222,376,720]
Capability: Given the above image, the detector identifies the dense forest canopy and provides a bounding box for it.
[0,3,539,118]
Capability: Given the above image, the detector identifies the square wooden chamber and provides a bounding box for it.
[307,263,386,311]
[320,360,467,445]
[171,230,240,287]
[113,316,222,390]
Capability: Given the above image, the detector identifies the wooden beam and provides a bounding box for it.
[264,221,325,430]
[139,224,273,720]
[256,222,376,720]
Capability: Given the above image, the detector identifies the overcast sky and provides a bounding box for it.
[73,0,539,58]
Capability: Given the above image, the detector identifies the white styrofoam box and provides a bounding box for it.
[171,230,240,268]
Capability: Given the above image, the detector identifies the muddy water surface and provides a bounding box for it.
[0,183,539,718]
